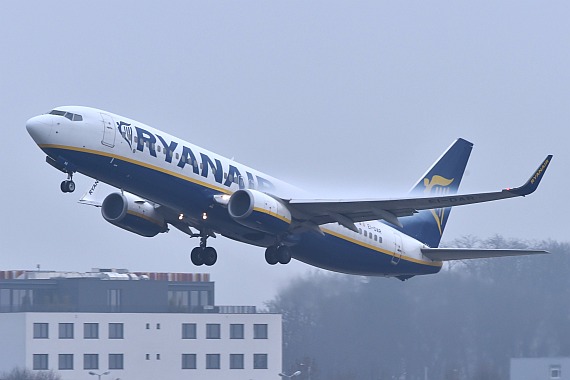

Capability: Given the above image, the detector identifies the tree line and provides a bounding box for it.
[267,236,570,380]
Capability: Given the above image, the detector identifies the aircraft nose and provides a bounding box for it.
[26,115,53,144]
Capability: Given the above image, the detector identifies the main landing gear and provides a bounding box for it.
[264,245,292,265]
[60,173,75,193]
[190,232,217,266]
[187,227,292,267]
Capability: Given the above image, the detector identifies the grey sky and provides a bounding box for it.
[1,1,568,306]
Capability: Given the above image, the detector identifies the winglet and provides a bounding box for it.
[508,155,552,196]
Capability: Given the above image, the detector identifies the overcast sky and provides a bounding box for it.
[1,1,568,307]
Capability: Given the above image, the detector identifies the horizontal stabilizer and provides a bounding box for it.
[422,248,549,261]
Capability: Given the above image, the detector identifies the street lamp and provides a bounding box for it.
[88,371,110,380]
[279,371,301,378]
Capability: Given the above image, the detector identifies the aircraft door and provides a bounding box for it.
[101,113,116,148]
[391,233,403,265]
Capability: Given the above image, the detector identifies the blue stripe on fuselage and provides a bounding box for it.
[291,232,441,277]
[42,145,441,276]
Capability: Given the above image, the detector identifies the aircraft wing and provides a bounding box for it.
[285,155,551,231]
[421,248,549,261]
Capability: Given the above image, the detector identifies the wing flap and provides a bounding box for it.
[422,248,549,261]
[286,155,552,227]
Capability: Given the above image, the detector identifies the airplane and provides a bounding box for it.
[26,106,552,280]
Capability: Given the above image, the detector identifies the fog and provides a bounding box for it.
[269,237,570,380]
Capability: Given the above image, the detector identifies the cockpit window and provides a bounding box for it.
[49,110,83,122]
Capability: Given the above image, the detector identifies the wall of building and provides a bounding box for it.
[1,312,281,380]
[0,313,26,374]
[511,357,570,380]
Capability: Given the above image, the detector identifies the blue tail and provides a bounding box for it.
[399,138,473,248]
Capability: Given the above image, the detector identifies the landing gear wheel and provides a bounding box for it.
[190,247,204,266]
[60,180,75,193]
[265,246,279,265]
[277,246,292,264]
[203,247,218,266]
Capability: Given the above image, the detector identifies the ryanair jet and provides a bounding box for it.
[26,106,552,279]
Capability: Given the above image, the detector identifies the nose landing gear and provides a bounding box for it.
[60,173,75,193]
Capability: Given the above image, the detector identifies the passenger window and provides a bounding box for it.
[175,153,179,160]
[134,136,138,144]
[374,235,377,241]
[378,237,383,243]
[180,156,186,163]
[364,231,367,237]
[157,145,161,153]
[358,228,362,234]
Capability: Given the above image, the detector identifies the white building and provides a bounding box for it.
[0,270,282,380]
[511,357,570,380]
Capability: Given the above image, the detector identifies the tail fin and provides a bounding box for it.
[399,138,473,247]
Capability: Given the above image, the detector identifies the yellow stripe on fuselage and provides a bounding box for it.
[40,144,232,195]
[321,227,443,268]
[43,144,441,268]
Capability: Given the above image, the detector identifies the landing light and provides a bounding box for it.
[178,213,184,220]
[202,212,208,220]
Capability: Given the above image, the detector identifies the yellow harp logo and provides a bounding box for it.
[423,175,454,235]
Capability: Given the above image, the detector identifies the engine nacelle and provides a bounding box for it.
[101,193,167,237]
[228,189,292,234]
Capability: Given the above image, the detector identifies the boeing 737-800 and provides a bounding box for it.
[26,106,551,279]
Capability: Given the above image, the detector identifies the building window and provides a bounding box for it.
[230,354,244,369]
[230,324,244,339]
[182,323,197,339]
[108,289,121,311]
[109,323,124,339]
[206,324,220,339]
[190,290,199,306]
[182,354,196,369]
[254,324,268,339]
[551,365,561,379]
[253,353,268,369]
[59,323,74,339]
[33,323,49,339]
[84,323,99,339]
[200,290,209,306]
[109,354,124,370]
[84,354,98,370]
[206,354,220,369]
[58,354,73,370]
[33,354,48,370]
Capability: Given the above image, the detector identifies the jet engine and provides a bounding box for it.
[101,193,167,237]
[228,189,292,234]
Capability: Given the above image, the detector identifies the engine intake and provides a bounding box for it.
[101,193,167,237]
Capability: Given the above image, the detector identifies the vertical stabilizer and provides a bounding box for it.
[398,138,473,247]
